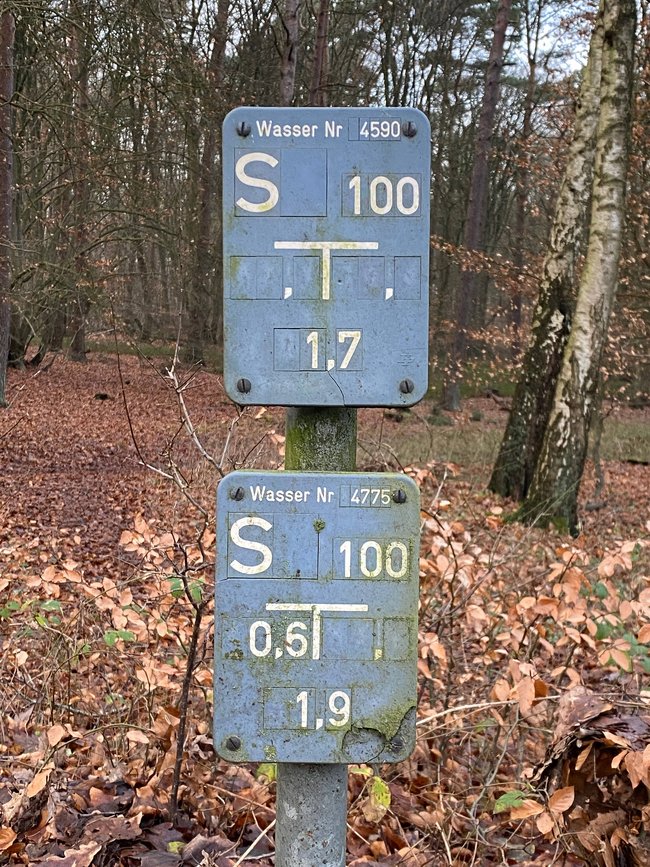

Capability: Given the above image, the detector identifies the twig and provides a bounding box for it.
[422,466,450,531]
[239,428,277,466]
[346,821,370,846]
[0,415,25,440]
[219,412,242,470]
[232,819,276,866]
[111,312,175,480]
[468,714,521,821]
[166,363,222,476]
[170,601,207,823]
[436,821,454,865]
[167,459,209,518]
[357,436,405,471]
[416,697,560,729]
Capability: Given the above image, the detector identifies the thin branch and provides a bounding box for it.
[0,414,24,439]
[111,313,175,480]
[416,696,560,730]
[232,819,276,866]
[170,601,207,823]
[165,362,222,476]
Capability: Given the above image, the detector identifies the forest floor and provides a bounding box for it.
[0,351,649,866]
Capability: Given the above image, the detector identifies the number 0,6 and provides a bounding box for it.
[348,175,419,216]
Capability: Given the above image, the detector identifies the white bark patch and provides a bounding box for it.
[539,309,566,350]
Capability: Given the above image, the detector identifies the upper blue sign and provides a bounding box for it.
[222,107,431,407]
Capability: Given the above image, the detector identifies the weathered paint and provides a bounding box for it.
[222,106,431,407]
[213,469,420,764]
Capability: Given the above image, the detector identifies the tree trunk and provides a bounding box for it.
[442,0,512,410]
[46,308,66,352]
[68,298,90,362]
[521,0,636,534]
[0,9,14,407]
[489,10,605,499]
[183,0,230,364]
[0,297,9,405]
[279,0,301,107]
[309,0,329,107]
[511,0,543,359]
[8,314,29,368]
[67,0,91,363]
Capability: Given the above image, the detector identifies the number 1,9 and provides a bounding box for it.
[296,689,351,729]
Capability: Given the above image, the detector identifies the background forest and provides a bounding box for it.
[0,1,650,866]
[0,0,647,401]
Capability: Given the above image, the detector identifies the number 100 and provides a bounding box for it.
[348,175,420,216]
[339,539,409,578]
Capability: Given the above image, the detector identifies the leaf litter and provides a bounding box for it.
[0,354,649,865]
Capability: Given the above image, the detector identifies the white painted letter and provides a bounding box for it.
[230,516,273,574]
[235,152,279,213]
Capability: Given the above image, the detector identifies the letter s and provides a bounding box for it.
[230,516,273,575]
[235,152,279,213]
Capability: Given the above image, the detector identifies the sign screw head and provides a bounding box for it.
[393,489,407,504]
[390,736,404,751]
[230,486,245,501]
[399,378,415,394]
[402,121,417,138]
[236,121,251,137]
[236,378,252,394]
[225,736,241,751]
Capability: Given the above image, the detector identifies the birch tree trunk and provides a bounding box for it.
[521,0,636,534]
[0,9,14,407]
[489,11,604,499]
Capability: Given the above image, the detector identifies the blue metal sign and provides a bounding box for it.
[222,107,431,407]
[214,471,420,764]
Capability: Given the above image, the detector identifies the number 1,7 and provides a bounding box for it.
[306,329,361,370]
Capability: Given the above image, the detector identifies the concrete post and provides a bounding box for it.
[275,406,357,867]
[285,407,357,473]
[275,763,348,867]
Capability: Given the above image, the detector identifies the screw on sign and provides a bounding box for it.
[222,106,430,408]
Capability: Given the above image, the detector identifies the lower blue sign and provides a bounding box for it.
[213,471,420,763]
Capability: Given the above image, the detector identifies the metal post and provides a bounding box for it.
[275,406,356,867]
